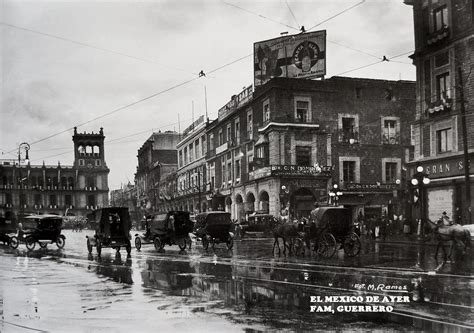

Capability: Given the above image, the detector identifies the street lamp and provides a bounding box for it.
[411,165,430,240]
[18,142,30,219]
[329,184,343,206]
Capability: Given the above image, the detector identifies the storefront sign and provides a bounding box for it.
[427,188,453,222]
[270,164,332,176]
[249,166,272,181]
[409,156,472,179]
[344,183,398,191]
[218,85,253,121]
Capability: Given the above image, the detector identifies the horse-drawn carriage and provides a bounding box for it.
[86,207,132,256]
[304,207,361,258]
[10,215,66,251]
[194,211,234,250]
[134,211,193,251]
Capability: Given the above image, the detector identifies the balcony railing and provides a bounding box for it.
[427,25,449,46]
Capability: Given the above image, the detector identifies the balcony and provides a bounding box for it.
[427,25,449,46]
[382,133,400,145]
[339,130,359,144]
[215,142,228,155]
[427,97,452,116]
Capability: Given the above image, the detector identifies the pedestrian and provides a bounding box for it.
[380,216,388,241]
[375,217,381,239]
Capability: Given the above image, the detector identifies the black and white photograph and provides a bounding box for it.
[0,0,473,331]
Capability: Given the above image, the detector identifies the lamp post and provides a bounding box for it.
[18,142,30,219]
[411,165,430,241]
[329,184,343,206]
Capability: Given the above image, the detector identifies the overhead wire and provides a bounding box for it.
[307,0,366,31]
[4,0,408,157]
[1,22,196,76]
[285,0,300,29]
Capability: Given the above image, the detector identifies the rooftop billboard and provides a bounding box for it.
[253,30,326,87]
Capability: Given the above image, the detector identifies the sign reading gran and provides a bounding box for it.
[253,30,326,87]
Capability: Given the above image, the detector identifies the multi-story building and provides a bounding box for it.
[205,77,415,222]
[0,127,110,221]
[405,0,474,224]
[175,116,207,213]
[135,131,179,213]
[110,182,139,227]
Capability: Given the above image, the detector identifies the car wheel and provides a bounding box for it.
[135,237,142,251]
[56,236,65,249]
[9,236,19,249]
[154,237,164,251]
[26,237,36,251]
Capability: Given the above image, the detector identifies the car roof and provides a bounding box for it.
[24,214,63,220]
[196,211,230,217]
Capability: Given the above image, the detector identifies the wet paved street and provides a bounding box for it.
[1,230,473,332]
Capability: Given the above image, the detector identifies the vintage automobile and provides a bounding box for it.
[194,211,234,250]
[86,207,132,256]
[0,216,17,247]
[134,211,193,251]
[241,213,275,235]
[9,214,66,251]
[303,206,361,258]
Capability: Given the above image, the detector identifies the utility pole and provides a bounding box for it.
[198,168,202,213]
[458,67,471,225]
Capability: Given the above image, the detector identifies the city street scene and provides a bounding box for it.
[1,0,473,332]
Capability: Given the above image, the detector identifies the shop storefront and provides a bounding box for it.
[407,154,474,225]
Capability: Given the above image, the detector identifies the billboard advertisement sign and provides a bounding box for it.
[254,30,326,87]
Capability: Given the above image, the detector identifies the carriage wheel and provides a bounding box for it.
[226,238,234,250]
[177,238,187,251]
[202,237,209,250]
[56,236,65,249]
[96,239,102,256]
[319,234,337,258]
[9,236,19,249]
[87,238,93,254]
[154,237,164,251]
[40,242,48,249]
[126,240,132,255]
[343,233,361,257]
[135,237,142,251]
[26,237,36,251]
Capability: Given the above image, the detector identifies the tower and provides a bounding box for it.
[72,127,110,210]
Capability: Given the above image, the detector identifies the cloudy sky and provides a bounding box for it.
[1,0,415,190]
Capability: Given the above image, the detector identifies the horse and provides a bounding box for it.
[269,217,303,256]
[425,219,471,261]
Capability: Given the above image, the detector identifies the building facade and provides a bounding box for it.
[135,131,179,214]
[204,77,415,222]
[405,0,474,224]
[174,116,208,213]
[0,127,110,221]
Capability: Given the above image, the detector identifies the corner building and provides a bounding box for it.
[205,77,415,221]
[405,0,474,224]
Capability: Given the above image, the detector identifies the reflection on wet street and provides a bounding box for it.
[0,230,473,332]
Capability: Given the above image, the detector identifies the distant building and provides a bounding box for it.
[110,182,139,227]
[0,127,110,221]
[134,131,179,214]
[405,0,474,224]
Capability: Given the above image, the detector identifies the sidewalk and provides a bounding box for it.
[362,233,438,246]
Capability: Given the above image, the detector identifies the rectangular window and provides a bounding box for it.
[340,116,359,143]
[227,162,232,182]
[227,124,232,144]
[355,87,362,99]
[50,195,57,206]
[95,160,101,166]
[5,193,12,204]
[385,162,398,183]
[235,159,241,181]
[65,195,72,206]
[20,193,27,206]
[295,146,311,166]
[179,150,183,168]
[437,128,452,153]
[342,161,356,183]
[209,134,214,151]
[79,159,85,166]
[219,130,223,146]
[247,110,253,140]
[189,143,194,162]
[34,194,41,205]
[184,147,188,164]
[433,5,448,32]
[235,120,240,145]
[436,72,451,100]
[202,135,207,156]
[263,99,270,123]
[222,162,226,184]
[87,195,95,207]
[195,138,200,159]
[295,100,309,123]
[383,119,399,144]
